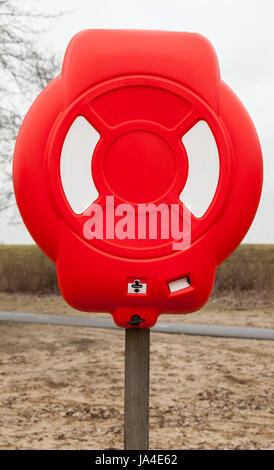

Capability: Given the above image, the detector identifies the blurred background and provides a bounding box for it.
[0,1,273,451]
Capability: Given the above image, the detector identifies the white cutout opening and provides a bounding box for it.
[60,116,100,214]
[180,121,219,218]
[168,277,190,293]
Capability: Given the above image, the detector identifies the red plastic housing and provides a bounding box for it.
[13,30,263,328]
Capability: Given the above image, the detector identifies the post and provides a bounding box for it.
[124,328,150,450]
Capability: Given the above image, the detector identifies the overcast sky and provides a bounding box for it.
[1,0,273,243]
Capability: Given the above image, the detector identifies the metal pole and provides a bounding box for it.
[124,327,150,450]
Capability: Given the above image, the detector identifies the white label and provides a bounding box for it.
[128,279,147,294]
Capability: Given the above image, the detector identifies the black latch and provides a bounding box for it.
[127,314,146,326]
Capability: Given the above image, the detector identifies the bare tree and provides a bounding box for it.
[0,0,60,214]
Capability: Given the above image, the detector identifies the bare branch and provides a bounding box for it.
[0,0,61,216]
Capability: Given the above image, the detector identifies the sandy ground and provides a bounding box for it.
[0,292,273,450]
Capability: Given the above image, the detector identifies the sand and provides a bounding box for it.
[0,292,273,450]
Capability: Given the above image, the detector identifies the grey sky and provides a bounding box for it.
[1,0,273,243]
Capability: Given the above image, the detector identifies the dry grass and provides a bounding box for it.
[213,244,274,292]
[0,243,273,295]
[0,245,58,293]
